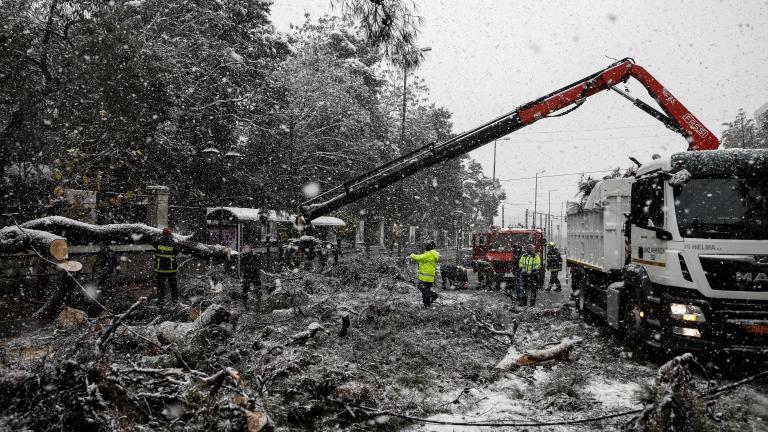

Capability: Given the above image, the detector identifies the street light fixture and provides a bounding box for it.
[533,170,545,229]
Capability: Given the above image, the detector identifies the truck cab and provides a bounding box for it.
[472,228,544,289]
[629,149,768,355]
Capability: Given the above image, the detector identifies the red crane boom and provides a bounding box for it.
[299,57,719,222]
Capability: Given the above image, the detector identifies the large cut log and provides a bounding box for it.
[0,225,68,259]
[495,337,582,370]
[16,216,232,259]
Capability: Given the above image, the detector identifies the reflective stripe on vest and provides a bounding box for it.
[155,243,177,273]
[520,255,540,273]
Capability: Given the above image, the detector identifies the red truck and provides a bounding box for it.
[471,228,545,289]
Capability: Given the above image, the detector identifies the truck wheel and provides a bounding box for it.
[577,286,597,323]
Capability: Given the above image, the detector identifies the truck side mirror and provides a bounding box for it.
[655,229,673,241]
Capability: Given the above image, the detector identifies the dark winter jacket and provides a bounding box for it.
[547,248,562,270]
[95,246,118,278]
[153,237,178,273]
[241,251,262,280]
[512,244,524,267]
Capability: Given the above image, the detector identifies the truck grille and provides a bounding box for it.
[709,298,768,346]
[700,255,768,292]
[491,261,515,273]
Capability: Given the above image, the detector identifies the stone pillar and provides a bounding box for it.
[378,220,386,247]
[146,185,170,228]
[355,221,364,245]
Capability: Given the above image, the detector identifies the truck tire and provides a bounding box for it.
[574,272,596,322]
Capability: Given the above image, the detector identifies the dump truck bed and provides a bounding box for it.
[566,178,632,272]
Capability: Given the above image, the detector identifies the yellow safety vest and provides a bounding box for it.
[409,249,440,283]
[519,254,541,274]
[154,242,178,273]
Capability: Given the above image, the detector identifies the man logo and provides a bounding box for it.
[736,272,768,283]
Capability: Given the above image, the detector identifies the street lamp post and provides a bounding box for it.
[532,170,545,229]
[202,144,243,246]
[492,140,497,182]
[453,209,462,264]
[547,190,552,238]
[400,47,432,147]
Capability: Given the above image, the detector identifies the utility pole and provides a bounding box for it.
[547,190,551,240]
[525,209,529,228]
[492,140,497,183]
[501,205,505,228]
[560,202,564,246]
[533,170,545,228]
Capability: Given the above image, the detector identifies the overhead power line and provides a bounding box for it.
[498,169,618,182]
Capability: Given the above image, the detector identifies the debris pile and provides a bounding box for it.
[0,257,766,431]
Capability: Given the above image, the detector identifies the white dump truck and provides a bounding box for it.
[567,150,768,356]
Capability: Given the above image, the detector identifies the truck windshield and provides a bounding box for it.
[674,177,768,240]
[489,234,533,250]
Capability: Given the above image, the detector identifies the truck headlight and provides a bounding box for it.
[669,303,706,322]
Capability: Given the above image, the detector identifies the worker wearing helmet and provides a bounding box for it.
[545,241,563,292]
[153,227,179,305]
[409,240,440,307]
[518,243,541,306]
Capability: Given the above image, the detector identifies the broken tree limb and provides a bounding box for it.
[625,353,702,431]
[120,326,192,371]
[153,304,231,344]
[461,305,518,344]
[706,369,768,400]
[16,216,232,259]
[200,367,244,397]
[289,322,326,345]
[495,337,582,370]
[98,296,147,350]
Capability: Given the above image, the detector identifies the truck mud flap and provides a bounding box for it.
[606,282,625,330]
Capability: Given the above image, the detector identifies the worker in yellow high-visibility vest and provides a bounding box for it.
[518,243,541,306]
[409,239,440,307]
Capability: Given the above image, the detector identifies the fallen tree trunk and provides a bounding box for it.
[495,337,582,370]
[0,225,68,259]
[16,216,232,259]
[152,304,231,344]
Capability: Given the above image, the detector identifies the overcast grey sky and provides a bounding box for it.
[271,1,768,228]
